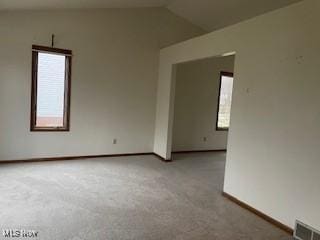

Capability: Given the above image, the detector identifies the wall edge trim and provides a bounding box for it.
[222,191,294,235]
[0,152,154,164]
[172,149,226,154]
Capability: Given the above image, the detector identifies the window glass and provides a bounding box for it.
[217,73,234,130]
[31,45,72,131]
[36,53,66,127]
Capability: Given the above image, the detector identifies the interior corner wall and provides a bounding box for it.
[153,0,320,230]
[0,8,204,161]
[172,56,234,152]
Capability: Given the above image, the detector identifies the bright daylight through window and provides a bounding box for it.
[31,45,72,131]
[216,72,234,130]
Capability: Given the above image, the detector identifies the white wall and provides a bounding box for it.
[172,56,234,152]
[153,0,320,230]
[0,8,204,160]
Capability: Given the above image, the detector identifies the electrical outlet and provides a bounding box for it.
[113,139,117,144]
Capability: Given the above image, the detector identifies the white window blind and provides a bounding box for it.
[36,53,66,127]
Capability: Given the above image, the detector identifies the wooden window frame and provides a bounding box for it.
[30,45,72,132]
[216,71,234,131]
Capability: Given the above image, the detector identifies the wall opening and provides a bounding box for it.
[170,54,236,156]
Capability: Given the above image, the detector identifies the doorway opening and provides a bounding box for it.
[171,54,235,156]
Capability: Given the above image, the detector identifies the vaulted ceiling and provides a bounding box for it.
[0,0,303,31]
[167,0,303,31]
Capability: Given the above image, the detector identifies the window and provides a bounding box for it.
[31,45,72,131]
[216,71,234,131]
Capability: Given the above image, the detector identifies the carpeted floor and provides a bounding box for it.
[0,152,292,240]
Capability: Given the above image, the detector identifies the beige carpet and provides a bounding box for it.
[0,152,292,239]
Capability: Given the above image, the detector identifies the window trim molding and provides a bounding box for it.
[216,71,234,131]
[30,45,72,132]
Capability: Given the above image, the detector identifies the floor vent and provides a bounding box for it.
[294,221,320,240]
[313,232,320,240]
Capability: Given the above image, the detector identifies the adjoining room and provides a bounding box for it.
[172,55,235,154]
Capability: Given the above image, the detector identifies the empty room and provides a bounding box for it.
[0,0,319,239]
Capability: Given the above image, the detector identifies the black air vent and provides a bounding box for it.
[296,223,312,240]
[313,232,320,240]
[294,221,320,240]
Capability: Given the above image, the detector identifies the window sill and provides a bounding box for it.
[30,127,70,132]
[216,128,229,131]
